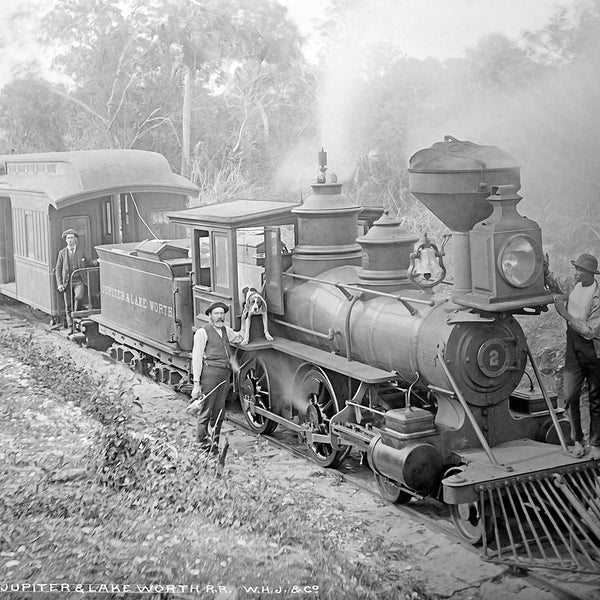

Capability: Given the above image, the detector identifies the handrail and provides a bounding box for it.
[524,340,569,453]
[436,343,512,472]
[283,271,434,314]
[346,400,387,417]
[270,317,332,340]
[70,266,99,310]
[172,288,181,325]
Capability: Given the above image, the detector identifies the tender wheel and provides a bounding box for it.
[237,355,277,434]
[298,367,350,468]
[375,473,412,504]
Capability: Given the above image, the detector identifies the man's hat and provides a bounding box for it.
[571,253,600,275]
[61,229,78,241]
[205,301,229,315]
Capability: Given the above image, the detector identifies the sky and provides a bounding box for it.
[0,0,571,89]
[272,0,576,187]
[281,0,567,60]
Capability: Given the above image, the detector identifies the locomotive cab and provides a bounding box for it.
[167,200,300,330]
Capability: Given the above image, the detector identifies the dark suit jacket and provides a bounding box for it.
[55,246,88,289]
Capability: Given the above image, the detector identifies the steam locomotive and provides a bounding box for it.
[2,140,598,573]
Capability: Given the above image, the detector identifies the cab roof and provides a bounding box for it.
[0,149,198,209]
[168,199,300,229]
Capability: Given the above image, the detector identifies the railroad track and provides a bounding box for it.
[0,301,592,600]
[225,411,593,600]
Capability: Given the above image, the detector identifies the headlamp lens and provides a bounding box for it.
[499,236,538,287]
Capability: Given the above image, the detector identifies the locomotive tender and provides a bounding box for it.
[7,140,597,573]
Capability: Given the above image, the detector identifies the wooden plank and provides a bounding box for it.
[233,336,398,384]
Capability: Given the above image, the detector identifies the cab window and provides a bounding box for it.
[195,230,211,288]
[236,225,295,294]
[214,234,230,289]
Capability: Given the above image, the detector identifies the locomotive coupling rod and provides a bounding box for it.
[436,343,511,472]
[524,340,569,453]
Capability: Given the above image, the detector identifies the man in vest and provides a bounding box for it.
[54,229,90,332]
[189,302,243,453]
[545,252,600,460]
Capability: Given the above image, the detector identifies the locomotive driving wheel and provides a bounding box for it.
[237,354,278,434]
[297,366,350,468]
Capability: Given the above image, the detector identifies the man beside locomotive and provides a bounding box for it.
[189,302,243,454]
[545,252,600,460]
[54,229,90,333]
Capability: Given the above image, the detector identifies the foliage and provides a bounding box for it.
[0,0,317,198]
[39,0,183,151]
[0,329,433,600]
[1,0,599,261]
[0,78,69,153]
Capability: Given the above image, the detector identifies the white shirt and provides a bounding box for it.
[191,325,242,383]
[568,282,596,320]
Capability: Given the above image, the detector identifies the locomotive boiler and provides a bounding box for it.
[87,137,600,574]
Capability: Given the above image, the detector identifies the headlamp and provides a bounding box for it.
[498,235,540,288]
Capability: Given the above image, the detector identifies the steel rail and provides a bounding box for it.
[224,411,581,600]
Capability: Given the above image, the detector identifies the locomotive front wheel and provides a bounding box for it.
[374,473,412,504]
[449,501,488,545]
[298,367,350,468]
[237,355,278,435]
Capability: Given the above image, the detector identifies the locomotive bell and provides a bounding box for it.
[356,210,418,288]
[408,233,447,289]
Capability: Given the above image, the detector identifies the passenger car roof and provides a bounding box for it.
[0,150,198,209]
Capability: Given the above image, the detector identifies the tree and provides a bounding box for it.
[32,0,313,193]
[523,0,600,64]
[464,33,541,88]
[0,77,68,153]
[154,0,310,180]
[41,0,179,150]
